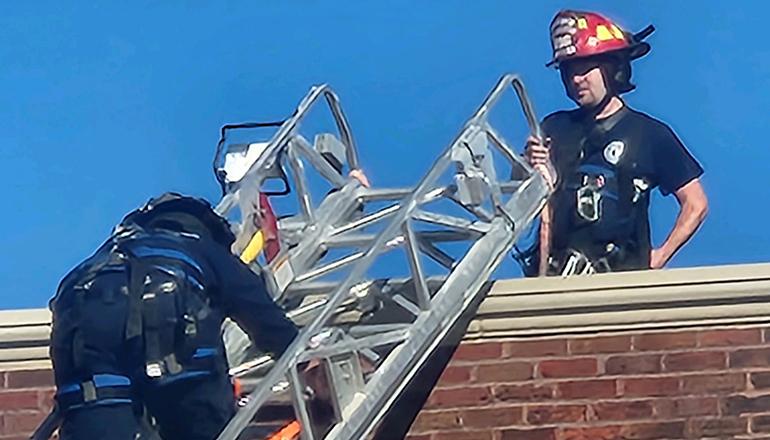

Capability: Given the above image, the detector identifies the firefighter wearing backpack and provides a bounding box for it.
[525,10,708,275]
[48,192,299,440]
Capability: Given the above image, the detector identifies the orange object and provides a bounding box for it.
[232,377,243,398]
[257,193,281,263]
[267,421,301,440]
[538,204,552,277]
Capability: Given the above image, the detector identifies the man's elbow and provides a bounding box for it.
[689,188,709,225]
[677,178,709,225]
[697,197,709,222]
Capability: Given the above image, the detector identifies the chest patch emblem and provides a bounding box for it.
[603,140,625,165]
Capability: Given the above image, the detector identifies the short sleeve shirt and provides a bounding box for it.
[541,106,703,269]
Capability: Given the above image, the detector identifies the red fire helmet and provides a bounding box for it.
[547,10,654,68]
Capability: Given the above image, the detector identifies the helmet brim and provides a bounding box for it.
[546,41,651,69]
[628,41,651,60]
[119,193,235,248]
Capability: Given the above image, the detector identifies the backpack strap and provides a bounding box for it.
[121,236,214,380]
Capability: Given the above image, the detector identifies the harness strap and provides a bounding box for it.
[142,286,164,378]
[125,256,146,341]
[55,374,133,412]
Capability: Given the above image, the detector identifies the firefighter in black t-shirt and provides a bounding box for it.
[524,10,708,275]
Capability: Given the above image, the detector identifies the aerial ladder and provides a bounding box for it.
[213,73,552,440]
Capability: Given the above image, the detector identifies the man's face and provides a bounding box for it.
[560,58,609,107]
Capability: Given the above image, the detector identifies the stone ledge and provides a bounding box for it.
[2,263,768,367]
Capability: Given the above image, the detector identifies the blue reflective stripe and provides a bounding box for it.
[153,370,211,386]
[578,164,616,178]
[93,374,131,388]
[58,374,131,396]
[193,348,217,359]
[130,245,204,273]
[187,274,205,290]
[58,383,80,394]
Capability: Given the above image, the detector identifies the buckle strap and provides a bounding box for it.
[56,374,133,411]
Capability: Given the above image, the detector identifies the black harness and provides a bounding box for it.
[556,106,647,267]
[52,229,225,412]
[515,106,648,275]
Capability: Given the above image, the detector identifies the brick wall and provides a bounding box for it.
[5,326,770,439]
[408,325,770,440]
[0,369,54,440]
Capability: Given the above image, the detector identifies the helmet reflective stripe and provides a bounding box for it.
[550,16,576,32]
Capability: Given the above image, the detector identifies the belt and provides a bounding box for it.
[55,374,133,411]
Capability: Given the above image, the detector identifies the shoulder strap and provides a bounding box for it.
[612,110,646,219]
[119,233,213,379]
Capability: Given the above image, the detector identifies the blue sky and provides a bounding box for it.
[1,1,767,309]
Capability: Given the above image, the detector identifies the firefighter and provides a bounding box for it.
[525,10,708,275]
[48,192,299,440]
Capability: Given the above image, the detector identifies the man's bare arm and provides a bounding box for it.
[650,178,708,269]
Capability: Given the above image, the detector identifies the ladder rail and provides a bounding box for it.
[330,76,551,438]
[217,74,550,440]
[218,119,467,440]
[215,84,357,217]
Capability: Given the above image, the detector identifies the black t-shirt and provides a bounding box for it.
[541,105,703,270]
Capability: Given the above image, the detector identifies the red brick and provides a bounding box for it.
[621,377,680,397]
[620,421,685,439]
[494,383,554,402]
[593,400,653,420]
[663,351,726,372]
[0,390,40,411]
[410,410,462,432]
[4,370,54,390]
[474,361,532,383]
[526,404,586,424]
[538,358,597,378]
[634,331,696,351]
[752,372,770,389]
[556,379,617,399]
[500,427,557,440]
[605,354,662,375]
[569,335,631,354]
[3,437,45,440]
[730,347,770,368]
[38,389,55,412]
[763,327,770,342]
[504,339,567,357]
[723,395,770,416]
[753,415,770,432]
[452,342,502,362]
[698,328,762,347]
[426,387,492,409]
[654,396,719,418]
[434,431,493,440]
[687,417,748,437]
[461,406,522,428]
[2,411,45,436]
[681,372,745,394]
[405,435,431,440]
[437,365,472,385]
[561,426,622,440]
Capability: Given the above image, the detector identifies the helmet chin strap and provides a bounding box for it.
[581,90,614,120]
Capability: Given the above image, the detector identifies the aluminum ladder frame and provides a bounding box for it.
[216,73,550,440]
